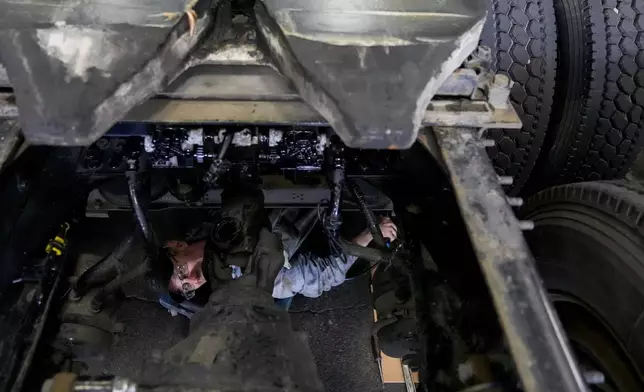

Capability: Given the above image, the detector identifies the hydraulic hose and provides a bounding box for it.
[126,170,157,249]
[324,143,345,238]
[90,170,170,313]
[126,169,170,299]
[72,230,137,297]
[339,238,389,263]
[327,167,344,233]
[90,261,148,312]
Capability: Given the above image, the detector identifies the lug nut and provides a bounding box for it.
[482,140,496,148]
[493,74,511,87]
[507,197,524,207]
[583,370,605,385]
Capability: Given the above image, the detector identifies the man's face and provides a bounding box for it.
[166,240,207,295]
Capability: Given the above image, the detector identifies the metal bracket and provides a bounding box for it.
[86,186,394,214]
[433,127,588,392]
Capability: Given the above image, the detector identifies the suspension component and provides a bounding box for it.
[325,142,345,238]
[347,179,388,249]
[202,132,233,186]
[433,127,587,392]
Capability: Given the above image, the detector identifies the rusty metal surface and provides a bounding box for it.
[0,28,521,137]
[123,99,328,125]
[0,8,214,146]
[0,52,484,98]
[425,100,522,129]
[433,127,587,392]
[147,61,487,101]
[121,99,520,130]
[1,97,521,132]
[0,0,486,149]
[86,186,390,214]
[161,64,300,100]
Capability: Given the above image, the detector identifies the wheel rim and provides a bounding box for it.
[551,294,644,392]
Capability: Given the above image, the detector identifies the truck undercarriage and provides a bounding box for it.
[0,0,634,391]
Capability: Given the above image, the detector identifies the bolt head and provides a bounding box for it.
[493,74,511,87]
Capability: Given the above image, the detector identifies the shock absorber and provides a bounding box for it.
[347,179,388,249]
[325,142,345,238]
[202,132,234,186]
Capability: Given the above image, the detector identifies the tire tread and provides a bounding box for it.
[480,0,558,194]
[543,0,644,184]
[524,180,644,233]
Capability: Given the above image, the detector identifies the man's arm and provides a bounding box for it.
[272,217,398,299]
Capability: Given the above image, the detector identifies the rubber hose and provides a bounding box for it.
[340,239,388,263]
[325,167,344,236]
[73,230,137,296]
[91,261,148,312]
[126,171,157,249]
[347,180,387,248]
[98,172,168,208]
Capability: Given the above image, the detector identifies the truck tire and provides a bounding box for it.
[538,0,644,185]
[480,0,558,194]
[522,181,644,388]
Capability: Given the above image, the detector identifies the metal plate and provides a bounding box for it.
[122,99,521,131]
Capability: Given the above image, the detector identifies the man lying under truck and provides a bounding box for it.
[41,172,404,391]
[138,226,331,391]
[162,209,398,313]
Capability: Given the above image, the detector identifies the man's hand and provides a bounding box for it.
[353,217,398,247]
[378,217,398,241]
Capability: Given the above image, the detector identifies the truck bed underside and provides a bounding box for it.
[0,0,485,149]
